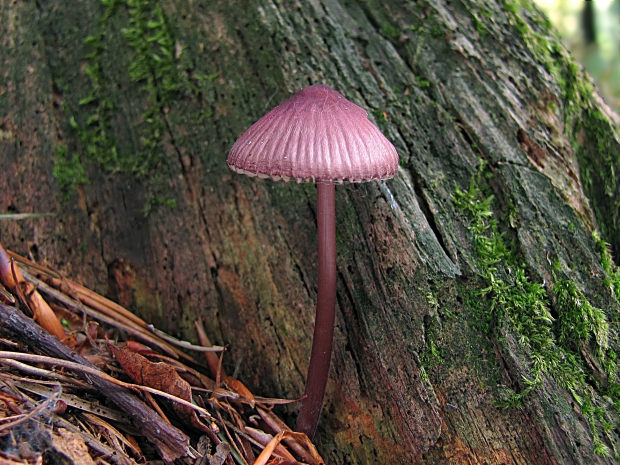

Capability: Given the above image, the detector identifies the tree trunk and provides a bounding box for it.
[581,1,596,46]
[2,0,620,463]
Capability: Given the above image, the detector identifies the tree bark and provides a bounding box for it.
[2,0,620,463]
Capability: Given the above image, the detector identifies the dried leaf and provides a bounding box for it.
[12,253,197,360]
[51,428,97,465]
[0,241,21,289]
[253,430,325,465]
[22,281,68,341]
[210,442,231,465]
[0,283,15,304]
[15,381,131,424]
[253,431,285,465]
[279,431,324,465]
[195,319,223,379]
[124,434,142,459]
[254,395,303,406]
[224,377,255,408]
[30,268,194,360]
[124,340,159,356]
[82,412,143,459]
[244,428,296,462]
[109,344,212,433]
[257,408,318,465]
[0,246,319,465]
[0,242,67,341]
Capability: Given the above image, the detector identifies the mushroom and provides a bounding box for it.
[227,84,398,438]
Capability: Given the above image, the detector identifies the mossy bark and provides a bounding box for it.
[1,0,620,463]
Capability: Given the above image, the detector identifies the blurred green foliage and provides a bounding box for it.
[535,0,620,111]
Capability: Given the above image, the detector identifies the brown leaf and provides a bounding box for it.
[224,376,255,408]
[51,428,97,465]
[0,241,21,290]
[125,340,159,356]
[195,319,224,379]
[257,408,318,465]
[253,431,289,465]
[245,428,297,462]
[279,431,325,465]
[82,412,143,460]
[0,242,67,342]
[109,344,212,434]
[21,281,68,341]
[0,283,15,305]
[252,430,325,465]
[8,251,194,360]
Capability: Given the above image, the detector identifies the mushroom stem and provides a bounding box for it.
[296,181,337,439]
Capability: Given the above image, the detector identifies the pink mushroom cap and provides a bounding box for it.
[227,84,399,183]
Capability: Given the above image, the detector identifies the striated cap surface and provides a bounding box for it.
[227,84,399,183]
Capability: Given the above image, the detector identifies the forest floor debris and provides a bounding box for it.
[0,241,323,465]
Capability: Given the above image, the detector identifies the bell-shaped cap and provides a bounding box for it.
[227,84,399,183]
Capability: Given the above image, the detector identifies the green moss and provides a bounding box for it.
[576,107,618,196]
[372,109,388,124]
[59,0,217,210]
[425,291,440,313]
[503,2,519,15]
[479,7,493,20]
[52,144,89,199]
[573,108,620,257]
[421,290,443,368]
[143,192,177,216]
[472,14,487,36]
[502,0,620,254]
[421,337,442,368]
[71,0,122,175]
[593,232,620,302]
[380,24,401,42]
[583,397,612,457]
[554,278,609,358]
[502,0,569,84]
[454,163,618,455]
[603,349,618,381]
[430,25,443,37]
[415,76,430,89]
